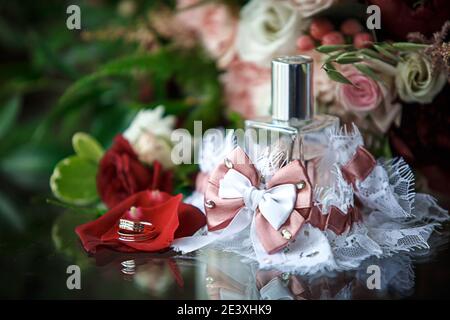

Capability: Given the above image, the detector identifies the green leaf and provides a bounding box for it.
[392,42,428,51]
[0,192,24,232]
[0,96,21,140]
[379,42,398,52]
[59,51,172,106]
[373,44,400,62]
[227,111,245,129]
[335,56,363,64]
[50,155,99,206]
[324,68,353,85]
[316,44,353,54]
[354,63,382,82]
[72,132,104,163]
[0,145,61,189]
[323,62,336,71]
[359,48,387,61]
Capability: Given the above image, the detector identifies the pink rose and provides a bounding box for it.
[336,64,402,133]
[200,5,237,63]
[176,0,237,67]
[175,0,204,31]
[221,58,271,119]
[338,69,382,113]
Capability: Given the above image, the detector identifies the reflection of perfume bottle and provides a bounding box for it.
[244,55,339,185]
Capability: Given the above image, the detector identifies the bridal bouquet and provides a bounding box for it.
[47,0,449,274]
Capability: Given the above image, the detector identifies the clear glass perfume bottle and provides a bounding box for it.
[244,55,339,186]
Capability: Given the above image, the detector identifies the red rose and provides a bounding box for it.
[97,135,173,208]
[75,190,206,253]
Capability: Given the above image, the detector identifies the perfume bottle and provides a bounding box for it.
[244,55,339,186]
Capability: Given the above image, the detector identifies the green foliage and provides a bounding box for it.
[49,133,103,206]
[354,63,382,82]
[50,156,99,206]
[0,96,21,140]
[72,132,104,163]
[323,62,353,85]
[317,41,430,86]
[0,192,24,232]
[316,44,353,53]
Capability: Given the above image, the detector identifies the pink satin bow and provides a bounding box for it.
[204,147,365,255]
[205,147,311,254]
[256,270,306,300]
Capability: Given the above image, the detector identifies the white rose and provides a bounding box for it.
[124,105,175,169]
[134,132,174,169]
[124,105,175,143]
[287,0,335,17]
[236,0,308,67]
[395,53,447,104]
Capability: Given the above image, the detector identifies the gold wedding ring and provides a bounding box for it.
[119,218,153,233]
[117,211,156,242]
[117,230,155,242]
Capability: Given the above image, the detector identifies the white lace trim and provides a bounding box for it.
[179,124,448,275]
[356,158,415,219]
[314,165,354,214]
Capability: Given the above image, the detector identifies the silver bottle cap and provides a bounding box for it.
[271,55,314,122]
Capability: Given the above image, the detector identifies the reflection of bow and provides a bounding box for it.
[256,270,307,300]
[204,147,363,254]
[205,147,312,254]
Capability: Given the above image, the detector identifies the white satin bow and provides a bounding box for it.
[218,169,297,230]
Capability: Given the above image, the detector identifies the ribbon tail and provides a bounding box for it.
[172,208,252,254]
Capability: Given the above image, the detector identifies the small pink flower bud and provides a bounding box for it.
[321,31,345,45]
[310,18,334,40]
[353,32,374,48]
[296,35,315,52]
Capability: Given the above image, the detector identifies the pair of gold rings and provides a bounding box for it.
[117,213,155,242]
[119,219,153,233]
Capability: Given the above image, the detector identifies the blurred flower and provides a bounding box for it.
[176,0,238,68]
[336,62,402,133]
[340,19,363,36]
[149,6,197,49]
[287,0,336,18]
[353,32,374,48]
[124,106,174,141]
[124,106,175,169]
[117,0,136,17]
[322,31,345,45]
[97,135,173,209]
[221,58,271,118]
[310,18,334,41]
[134,132,174,169]
[395,53,447,104]
[236,0,308,67]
